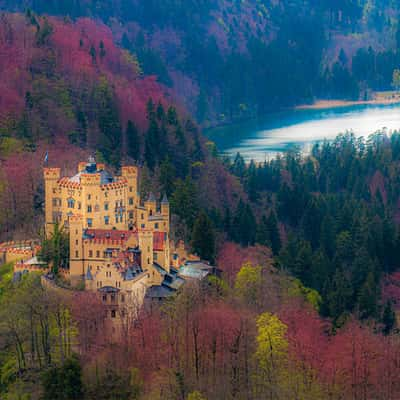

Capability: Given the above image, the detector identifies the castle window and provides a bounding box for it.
[67,198,75,208]
[89,250,93,258]
[75,251,79,257]
[104,203,109,211]
[141,224,145,229]
[111,293,116,303]
[121,294,125,303]
[129,197,134,205]
[87,218,93,227]
[75,240,78,245]
[111,310,116,318]
[78,202,81,210]
[129,211,134,219]
[52,212,62,223]
[88,194,91,200]
[97,266,100,271]
[149,210,153,216]
[104,216,110,225]
[155,223,159,229]
[87,205,92,213]
[96,251,100,258]
[154,252,158,260]
[102,294,107,302]
[129,187,133,192]
[141,214,144,220]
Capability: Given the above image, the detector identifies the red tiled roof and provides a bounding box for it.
[153,232,165,251]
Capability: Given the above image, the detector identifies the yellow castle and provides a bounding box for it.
[43,157,185,306]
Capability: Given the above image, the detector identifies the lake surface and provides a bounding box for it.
[206,103,400,161]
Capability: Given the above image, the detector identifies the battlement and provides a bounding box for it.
[44,168,61,180]
[121,166,138,176]
[80,173,101,186]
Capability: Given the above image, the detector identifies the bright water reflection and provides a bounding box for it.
[206,103,400,161]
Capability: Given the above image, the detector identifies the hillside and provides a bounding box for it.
[0,12,243,240]
[1,1,399,124]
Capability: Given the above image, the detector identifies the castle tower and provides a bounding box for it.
[161,194,170,234]
[145,193,156,217]
[69,214,84,286]
[122,166,139,227]
[138,229,161,285]
[43,167,61,238]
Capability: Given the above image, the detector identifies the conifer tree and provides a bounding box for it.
[191,211,216,263]
[126,120,140,159]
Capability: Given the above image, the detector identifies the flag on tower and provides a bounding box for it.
[44,151,49,165]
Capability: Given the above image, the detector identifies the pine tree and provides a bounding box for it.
[382,300,396,335]
[266,211,281,255]
[126,120,140,159]
[358,272,378,320]
[191,212,216,262]
[159,157,176,196]
[232,200,256,246]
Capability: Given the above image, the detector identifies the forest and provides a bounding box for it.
[1,0,400,123]
[0,3,400,400]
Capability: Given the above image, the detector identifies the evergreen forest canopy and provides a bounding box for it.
[0,0,400,123]
[1,2,400,400]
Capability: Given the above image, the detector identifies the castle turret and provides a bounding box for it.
[161,194,169,218]
[161,194,170,234]
[69,214,84,286]
[44,167,61,238]
[122,166,139,225]
[145,192,156,217]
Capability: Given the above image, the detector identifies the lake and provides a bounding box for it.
[205,103,400,161]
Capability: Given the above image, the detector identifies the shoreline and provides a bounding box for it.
[297,97,400,110]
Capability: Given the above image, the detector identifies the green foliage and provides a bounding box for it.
[126,120,140,160]
[0,262,14,300]
[187,391,207,400]
[191,212,216,263]
[86,367,142,400]
[170,176,199,229]
[231,131,400,323]
[235,263,263,307]
[288,279,322,311]
[39,223,69,274]
[42,356,83,400]
[94,77,122,166]
[231,200,256,246]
